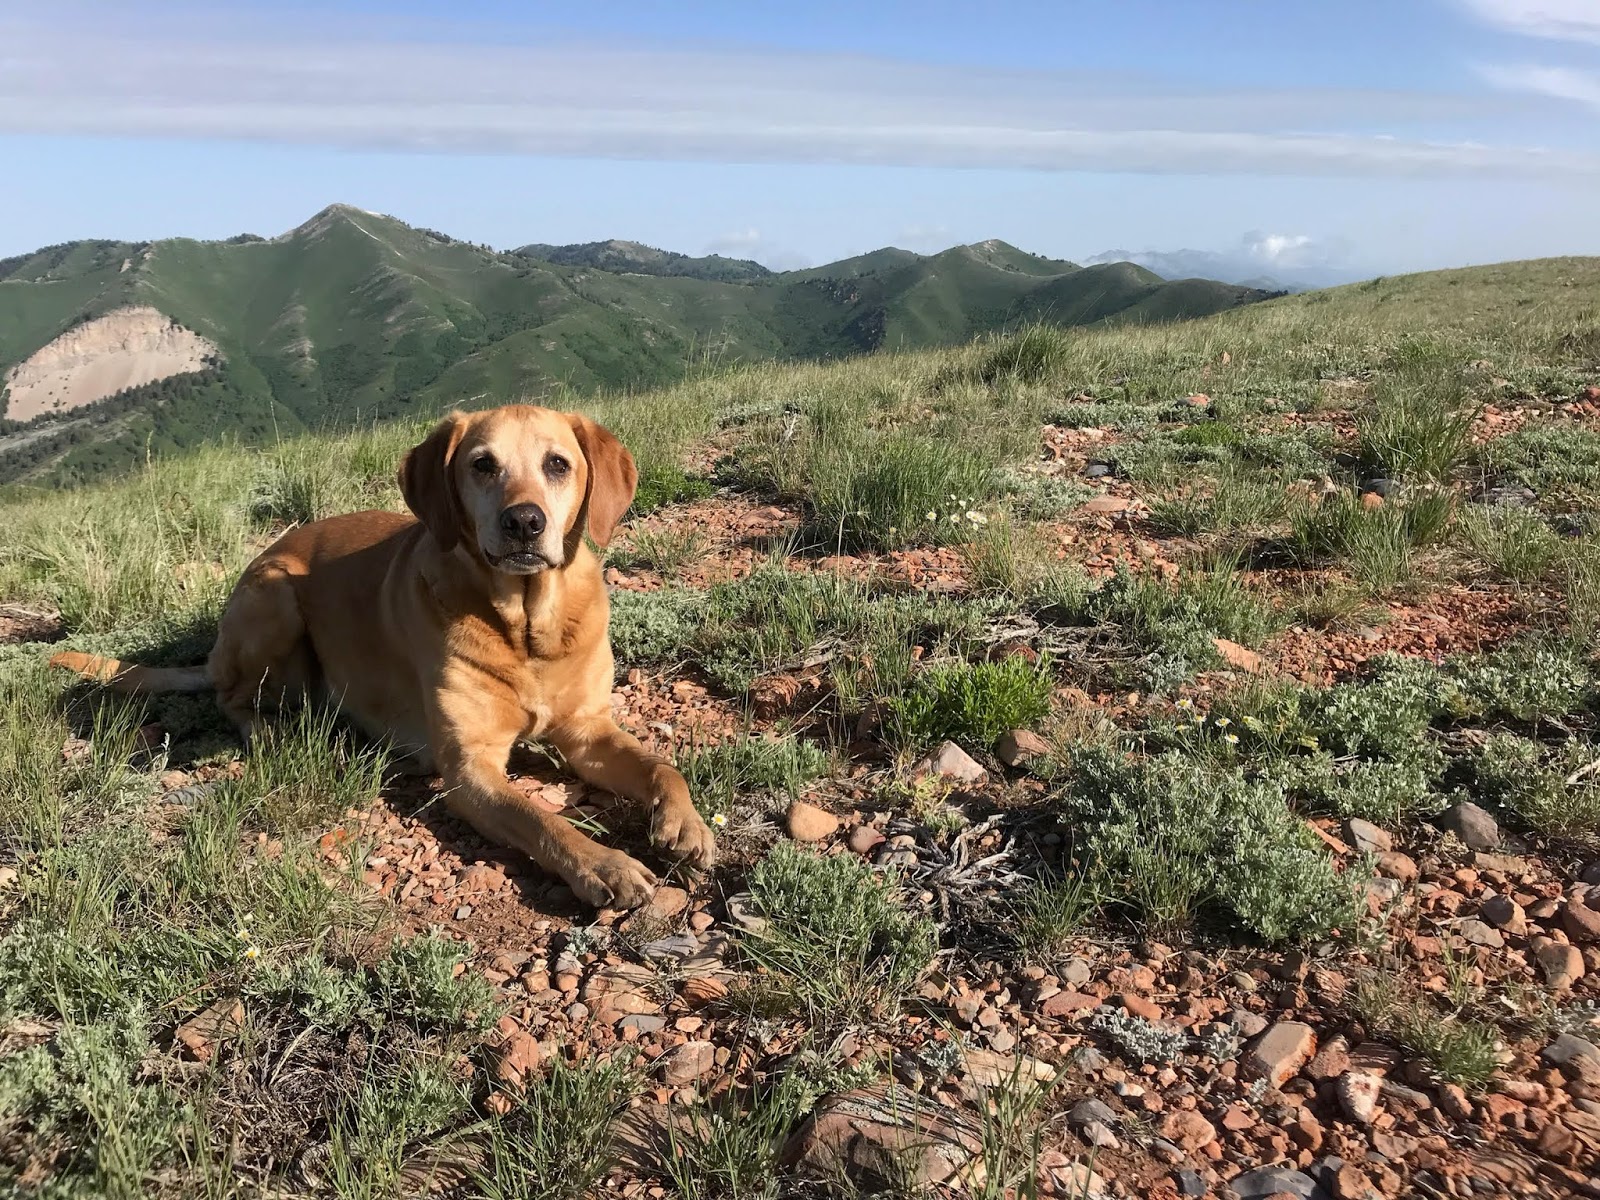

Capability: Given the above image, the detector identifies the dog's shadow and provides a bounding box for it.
[380,742,690,924]
[45,612,697,917]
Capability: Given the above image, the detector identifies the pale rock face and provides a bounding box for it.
[4,306,217,421]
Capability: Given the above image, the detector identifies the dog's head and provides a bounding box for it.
[399,405,638,574]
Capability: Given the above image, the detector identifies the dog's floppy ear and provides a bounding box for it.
[399,413,468,552]
[568,413,638,549]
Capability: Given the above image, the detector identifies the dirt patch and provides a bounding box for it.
[3,306,217,422]
[0,604,63,646]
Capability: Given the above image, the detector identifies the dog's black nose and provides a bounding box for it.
[499,503,546,541]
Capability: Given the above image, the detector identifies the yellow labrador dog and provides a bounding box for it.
[53,406,714,908]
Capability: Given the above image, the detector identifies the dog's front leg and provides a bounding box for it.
[549,715,716,868]
[431,694,657,909]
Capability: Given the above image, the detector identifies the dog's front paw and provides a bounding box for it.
[571,848,658,909]
[651,799,716,868]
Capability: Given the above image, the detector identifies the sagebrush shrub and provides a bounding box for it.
[1056,747,1360,943]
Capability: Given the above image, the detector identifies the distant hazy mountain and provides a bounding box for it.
[0,206,1270,485]
[1085,248,1362,293]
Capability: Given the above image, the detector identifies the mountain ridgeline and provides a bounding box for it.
[0,205,1273,485]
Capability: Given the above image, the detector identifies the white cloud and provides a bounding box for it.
[705,229,763,254]
[1244,232,1320,267]
[1479,62,1600,110]
[703,229,809,270]
[1,3,1597,178]
[1455,0,1600,44]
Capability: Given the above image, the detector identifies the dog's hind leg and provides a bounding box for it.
[207,562,316,745]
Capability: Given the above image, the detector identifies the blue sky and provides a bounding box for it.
[2,0,1598,276]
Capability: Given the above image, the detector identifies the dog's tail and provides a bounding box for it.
[49,650,212,694]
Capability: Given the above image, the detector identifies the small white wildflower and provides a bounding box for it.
[966,511,987,525]
[926,510,938,521]
[711,813,728,828]
[1213,716,1232,728]
[1224,733,1240,746]
[1176,698,1194,711]
[243,945,260,960]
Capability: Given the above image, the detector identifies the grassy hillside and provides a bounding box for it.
[3,255,1600,1198]
[515,239,773,282]
[0,208,1268,487]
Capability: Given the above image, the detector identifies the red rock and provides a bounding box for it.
[680,977,728,1009]
[848,825,886,855]
[1477,1092,1525,1124]
[457,863,506,893]
[1561,898,1600,943]
[1337,1072,1382,1125]
[1041,991,1099,1018]
[494,1030,542,1088]
[661,1040,716,1086]
[1306,1037,1351,1081]
[1361,492,1384,510]
[1243,1022,1317,1087]
[1534,938,1587,990]
[1375,852,1418,882]
[783,1084,982,1189]
[174,997,245,1063]
[647,885,690,920]
[1332,1164,1377,1200]
[786,801,839,843]
[1118,993,1163,1022]
[1080,495,1131,515]
[1161,1109,1217,1152]
[995,728,1051,768]
[1221,1103,1256,1131]
[915,741,987,785]
[1213,638,1263,673]
[1436,1083,1472,1120]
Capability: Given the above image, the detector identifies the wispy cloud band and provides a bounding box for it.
[3,4,1596,178]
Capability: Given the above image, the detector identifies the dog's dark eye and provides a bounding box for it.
[471,454,499,477]
[544,455,571,479]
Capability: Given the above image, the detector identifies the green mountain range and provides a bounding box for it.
[0,205,1271,485]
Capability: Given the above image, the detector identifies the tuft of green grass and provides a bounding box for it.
[1013,868,1102,961]
[227,703,389,834]
[659,1068,827,1200]
[1146,467,1288,540]
[474,1055,637,1200]
[1085,555,1279,691]
[631,462,716,517]
[681,731,833,819]
[1289,490,1454,592]
[887,655,1053,751]
[743,842,936,1026]
[1357,341,1480,482]
[607,527,707,578]
[961,515,1058,599]
[1457,505,1562,583]
[249,446,347,528]
[972,322,1074,385]
[1353,973,1500,1089]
